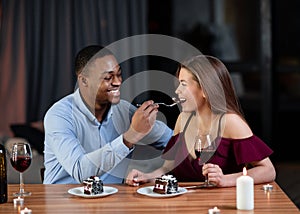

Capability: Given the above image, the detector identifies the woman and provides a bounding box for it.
[126,55,276,187]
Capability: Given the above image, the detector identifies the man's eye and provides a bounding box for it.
[104,76,112,80]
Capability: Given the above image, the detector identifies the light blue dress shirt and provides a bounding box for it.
[43,89,172,184]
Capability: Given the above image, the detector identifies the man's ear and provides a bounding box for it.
[79,75,88,86]
[82,77,87,85]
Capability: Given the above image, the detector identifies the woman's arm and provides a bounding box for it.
[203,113,276,187]
[247,157,276,184]
[204,157,276,187]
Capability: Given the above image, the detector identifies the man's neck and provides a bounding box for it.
[95,103,111,123]
[78,90,111,123]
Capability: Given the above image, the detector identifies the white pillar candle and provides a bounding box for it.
[236,167,254,210]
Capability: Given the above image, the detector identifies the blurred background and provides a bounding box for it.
[0,0,299,208]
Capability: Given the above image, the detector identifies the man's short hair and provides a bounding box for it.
[75,45,113,76]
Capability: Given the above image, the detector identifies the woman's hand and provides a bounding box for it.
[202,163,225,187]
[125,169,150,187]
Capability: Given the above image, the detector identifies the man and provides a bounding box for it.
[43,45,172,184]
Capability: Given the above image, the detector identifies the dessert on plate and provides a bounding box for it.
[153,174,178,194]
[83,176,103,195]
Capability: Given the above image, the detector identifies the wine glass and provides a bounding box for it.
[10,142,32,196]
[194,134,216,188]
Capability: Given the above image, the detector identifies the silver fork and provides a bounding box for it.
[136,97,186,107]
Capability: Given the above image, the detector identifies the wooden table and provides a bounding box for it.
[1,182,298,213]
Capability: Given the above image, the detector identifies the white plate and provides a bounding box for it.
[68,186,118,198]
[137,186,187,198]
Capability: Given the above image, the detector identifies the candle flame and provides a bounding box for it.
[243,167,247,176]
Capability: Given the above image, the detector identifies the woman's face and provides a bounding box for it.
[175,68,206,112]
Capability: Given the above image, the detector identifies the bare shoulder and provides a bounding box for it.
[174,112,192,135]
[222,113,253,139]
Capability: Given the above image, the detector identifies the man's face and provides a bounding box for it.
[81,55,122,110]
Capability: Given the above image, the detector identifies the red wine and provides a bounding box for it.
[194,150,201,159]
[10,156,31,173]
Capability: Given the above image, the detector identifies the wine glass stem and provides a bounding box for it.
[205,175,209,184]
[19,172,25,194]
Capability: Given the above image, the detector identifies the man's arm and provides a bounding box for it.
[44,105,132,184]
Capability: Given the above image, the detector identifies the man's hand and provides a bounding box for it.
[132,100,158,134]
[124,100,158,146]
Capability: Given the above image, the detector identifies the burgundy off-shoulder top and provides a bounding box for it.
[162,114,273,182]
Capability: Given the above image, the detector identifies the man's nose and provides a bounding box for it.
[112,76,122,85]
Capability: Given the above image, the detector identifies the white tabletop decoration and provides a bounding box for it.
[236,167,254,210]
